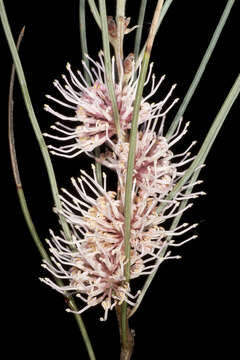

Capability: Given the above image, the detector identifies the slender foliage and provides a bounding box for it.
[121,0,164,352]
[98,0,121,137]
[133,0,147,60]
[80,0,102,185]
[166,0,236,138]
[5,19,96,360]
[130,73,240,317]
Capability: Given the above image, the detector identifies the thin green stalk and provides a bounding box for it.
[133,0,147,60]
[7,26,96,360]
[0,0,70,241]
[158,72,240,215]
[136,0,174,67]
[120,51,150,353]
[124,0,164,286]
[98,0,121,138]
[121,0,164,352]
[93,146,102,185]
[116,0,126,18]
[70,303,96,360]
[123,60,149,282]
[12,171,96,359]
[79,0,102,185]
[129,73,240,317]
[13,184,96,359]
[87,0,101,28]
[79,0,91,84]
[128,170,200,318]
[129,0,236,316]
[116,0,126,61]
[166,0,235,138]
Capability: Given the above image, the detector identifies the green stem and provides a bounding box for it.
[121,0,164,352]
[94,146,103,186]
[14,189,95,359]
[123,0,164,288]
[116,0,126,69]
[70,300,97,360]
[98,0,122,138]
[166,0,235,138]
[158,73,240,215]
[133,0,147,60]
[87,0,101,28]
[79,0,91,84]
[128,0,237,317]
[116,0,126,18]
[129,73,240,317]
[0,0,70,240]
[123,57,150,283]
[128,171,201,319]
[15,191,96,360]
[7,23,96,360]
[79,0,102,185]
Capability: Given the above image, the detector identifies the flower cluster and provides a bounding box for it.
[41,53,203,320]
[43,52,177,158]
[44,52,152,157]
[98,120,196,197]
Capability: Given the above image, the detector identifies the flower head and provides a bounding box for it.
[43,51,180,158]
[98,117,197,200]
[43,52,153,158]
[41,165,200,320]
[41,51,203,321]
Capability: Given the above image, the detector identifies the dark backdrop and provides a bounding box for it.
[1,1,239,359]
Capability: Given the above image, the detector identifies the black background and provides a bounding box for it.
[1,0,239,359]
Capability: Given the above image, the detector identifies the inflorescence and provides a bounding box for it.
[40,52,203,321]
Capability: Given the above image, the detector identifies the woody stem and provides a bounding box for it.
[116,305,134,360]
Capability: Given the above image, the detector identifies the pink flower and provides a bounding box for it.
[40,166,200,320]
[98,119,197,198]
[43,52,152,158]
[41,53,203,321]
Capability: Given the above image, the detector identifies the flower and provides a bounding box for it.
[41,50,204,321]
[40,165,200,320]
[43,52,179,158]
[97,118,197,199]
[43,52,151,157]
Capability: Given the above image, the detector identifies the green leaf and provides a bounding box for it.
[129,72,240,317]
[166,0,236,138]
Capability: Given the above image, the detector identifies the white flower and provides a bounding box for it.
[40,165,200,320]
[43,52,151,157]
[43,52,179,158]
[98,117,198,200]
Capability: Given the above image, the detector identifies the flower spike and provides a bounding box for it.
[41,165,201,320]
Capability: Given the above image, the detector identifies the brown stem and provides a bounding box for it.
[146,0,163,54]
[116,305,135,360]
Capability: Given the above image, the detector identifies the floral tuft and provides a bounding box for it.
[43,52,153,158]
[98,119,197,198]
[41,165,201,320]
[43,52,179,158]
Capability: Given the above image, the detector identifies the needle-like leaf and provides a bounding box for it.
[166,0,236,138]
[129,73,240,317]
[6,22,96,360]
[80,0,102,186]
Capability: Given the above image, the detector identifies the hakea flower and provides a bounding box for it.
[97,118,197,197]
[43,52,178,158]
[40,165,201,321]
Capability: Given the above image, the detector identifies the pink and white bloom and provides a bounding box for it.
[41,165,200,320]
[43,52,178,158]
[98,118,198,199]
[41,53,204,321]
